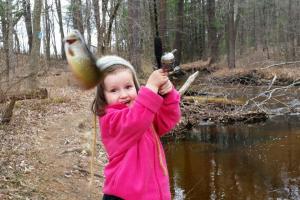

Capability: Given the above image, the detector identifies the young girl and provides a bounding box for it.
[92,55,181,200]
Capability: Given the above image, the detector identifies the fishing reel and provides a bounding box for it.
[161,49,177,72]
[161,49,183,77]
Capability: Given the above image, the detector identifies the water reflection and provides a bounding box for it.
[165,115,300,199]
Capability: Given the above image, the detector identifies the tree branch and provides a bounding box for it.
[178,71,199,96]
[261,61,300,70]
[241,80,300,113]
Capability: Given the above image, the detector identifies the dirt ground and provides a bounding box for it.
[0,73,106,199]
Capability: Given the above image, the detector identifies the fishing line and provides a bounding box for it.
[89,113,97,188]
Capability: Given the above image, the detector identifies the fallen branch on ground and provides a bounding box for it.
[241,80,300,113]
[73,166,103,178]
[59,146,83,155]
[179,71,199,95]
[0,88,48,103]
[0,88,48,124]
[183,96,244,105]
[261,60,300,70]
[181,57,212,71]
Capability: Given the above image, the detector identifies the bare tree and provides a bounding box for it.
[85,0,92,47]
[50,5,58,58]
[0,0,15,83]
[22,0,33,53]
[297,0,300,47]
[199,0,206,59]
[44,0,51,61]
[288,0,295,60]
[100,0,108,53]
[13,29,21,53]
[159,0,167,49]
[173,0,184,65]
[259,0,270,59]
[71,0,84,35]
[25,0,42,90]
[92,0,101,54]
[207,0,218,62]
[227,0,236,68]
[54,0,65,59]
[251,0,257,50]
[105,0,122,51]
[128,0,142,73]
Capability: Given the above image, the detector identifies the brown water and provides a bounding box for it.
[165,115,300,200]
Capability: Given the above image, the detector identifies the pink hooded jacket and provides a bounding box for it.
[99,86,181,200]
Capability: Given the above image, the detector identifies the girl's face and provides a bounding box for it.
[103,68,137,107]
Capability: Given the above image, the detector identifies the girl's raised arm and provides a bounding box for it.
[153,88,181,136]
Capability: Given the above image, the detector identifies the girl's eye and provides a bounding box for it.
[110,89,117,93]
[126,85,133,89]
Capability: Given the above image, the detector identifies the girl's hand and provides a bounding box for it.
[146,69,168,93]
[159,79,173,95]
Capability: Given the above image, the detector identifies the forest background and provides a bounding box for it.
[0,0,299,89]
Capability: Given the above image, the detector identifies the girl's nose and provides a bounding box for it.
[119,90,128,98]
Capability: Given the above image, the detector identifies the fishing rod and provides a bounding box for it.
[153,0,180,74]
[153,0,163,69]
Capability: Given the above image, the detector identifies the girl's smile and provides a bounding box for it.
[103,68,137,107]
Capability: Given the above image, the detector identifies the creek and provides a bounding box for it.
[165,86,300,199]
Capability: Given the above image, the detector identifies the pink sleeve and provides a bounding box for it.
[153,88,181,136]
[100,87,163,157]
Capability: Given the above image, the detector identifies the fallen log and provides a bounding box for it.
[0,88,48,103]
[179,71,199,95]
[0,88,48,124]
[260,60,300,70]
[181,57,212,71]
[183,96,245,105]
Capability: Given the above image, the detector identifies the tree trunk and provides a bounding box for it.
[44,1,51,61]
[207,0,218,63]
[199,0,206,59]
[105,0,122,50]
[288,0,295,60]
[50,7,58,59]
[23,0,33,53]
[297,0,300,46]
[148,0,155,39]
[25,0,42,90]
[227,0,235,68]
[13,30,21,53]
[54,0,65,59]
[238,21,245,55]
[8,0,14,78]
[252,0,257,50]
[188,0,196,60]
[72,0,84,35]
[128,0,142,73]
[260,1,270,59]
[173,0,184,65]
[100,0,108,54]
[236,0,243,55]
[92,0,101,55]
[86,0,92,47]
[2,0,14,82]
[159,0,167,49]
